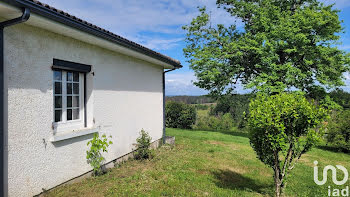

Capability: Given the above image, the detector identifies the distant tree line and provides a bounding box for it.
[167,89,350,108]
[165,95,215,104]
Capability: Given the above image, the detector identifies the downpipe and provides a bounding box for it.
[0,8,30,197]
[162,68,177,144]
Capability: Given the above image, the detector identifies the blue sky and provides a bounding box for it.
[39,0,350,95]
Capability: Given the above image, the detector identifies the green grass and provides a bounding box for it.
[46,128,350,197]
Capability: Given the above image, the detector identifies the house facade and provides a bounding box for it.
[0,1,181,196]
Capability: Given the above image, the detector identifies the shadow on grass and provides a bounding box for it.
[316,145,349,154]
[204,129,250,138]
[170,127,250,138]
[212,169,273,195]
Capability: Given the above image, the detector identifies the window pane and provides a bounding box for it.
[73,72,79,82]
[55,96,62,108]
[67,83,72,94]
[73,109,79,120]
[67,72,73,82]
[55,110,61,122]
[73,83,79,94]
[67,96,72,107]
[73,96,79,107]
[67,109,72,120]
[54,82,62,94]
[54,71,62,81]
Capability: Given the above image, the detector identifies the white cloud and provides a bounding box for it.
[165,71,208,96]
[321,0,350,9]
[37,0,234,50]
[339,45,350,51]
[165,71,250,95]
[38,0,349,51]
[128,36,184,51]
[339,72,350,92]
[344,72,350,80]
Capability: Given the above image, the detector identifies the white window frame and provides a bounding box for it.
[53,70,85,132]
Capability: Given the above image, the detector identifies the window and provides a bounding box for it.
[52,59,91,132]
[54,71,63,122]
[53,70,84,125]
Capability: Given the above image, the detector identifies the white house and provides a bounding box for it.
[0,0,182,196]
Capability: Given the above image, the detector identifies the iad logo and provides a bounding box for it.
[314,161,349,196]
[314,161,349,185]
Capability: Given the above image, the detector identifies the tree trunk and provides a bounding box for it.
[274,171,282,197]
[274,151,282,197]
[275,182,281,197]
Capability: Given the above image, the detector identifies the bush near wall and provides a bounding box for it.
[326,110,350,152]
[134,129,153,160]
[165,101,196,129]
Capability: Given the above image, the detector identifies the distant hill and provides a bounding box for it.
[166,90,350,109]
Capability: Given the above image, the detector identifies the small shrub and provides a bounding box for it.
[221,113,234,130]
[194,115,214,131]
[134,129,153,160]
[194,113,234,131]
[86,133,113,176]
[326,110,350,152]
[165,101,196,129]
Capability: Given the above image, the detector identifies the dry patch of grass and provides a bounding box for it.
[205,140,241,151]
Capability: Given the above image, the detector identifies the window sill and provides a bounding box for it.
[50,127,99,142]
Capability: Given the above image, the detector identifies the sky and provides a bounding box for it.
[39,0,350,96]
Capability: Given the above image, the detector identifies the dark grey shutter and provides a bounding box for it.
[52,59,91,73]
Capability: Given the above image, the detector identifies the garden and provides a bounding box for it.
[45,90,350,196]
[45,127,350,197]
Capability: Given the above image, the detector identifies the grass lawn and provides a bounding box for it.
[46,128,350,197]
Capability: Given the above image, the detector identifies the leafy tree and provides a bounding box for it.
[183,0,350,96]
[210,94,252,127]
[329,89,350,109]
[248,92,329,196]
[326,110,350,152]
[165,101,196,129]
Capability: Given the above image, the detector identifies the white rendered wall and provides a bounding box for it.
[4,22,164,197]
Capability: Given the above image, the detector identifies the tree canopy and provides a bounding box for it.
[248,92,329,196]
[183,0,350,95]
